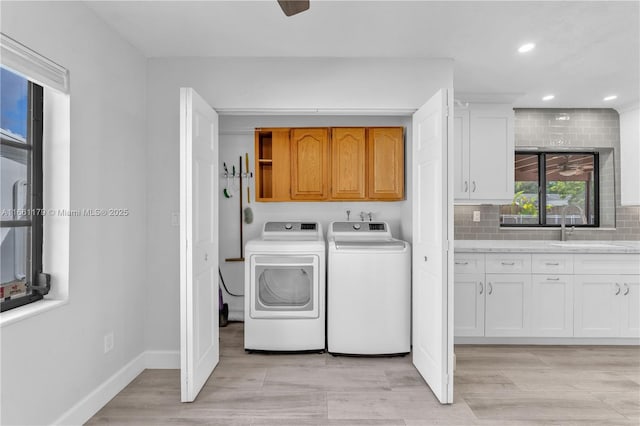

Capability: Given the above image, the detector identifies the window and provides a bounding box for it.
[1,66,49,312]
[500,151,599,227]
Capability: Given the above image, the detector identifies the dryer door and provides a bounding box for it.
[250,255,319,319]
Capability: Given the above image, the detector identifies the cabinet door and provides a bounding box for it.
[468,105,514,202]
[530,275,573,337]
[454,273,485,337]
[485,274,531,337]
[330,128,366,199]
[619,276,640,338]
[453,109,470,200]
[367,127,404,200]
[290,128,329,200]
[574,275,619,337]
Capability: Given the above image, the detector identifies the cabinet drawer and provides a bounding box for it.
[532,254,574,274]
[486,253,531,274]
[454,253,485,274]
[574,254,640,275]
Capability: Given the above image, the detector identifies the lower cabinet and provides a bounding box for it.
[454,251,639,340]
[531,275,574,337]
[485,274,531,337]
[574,275,640,338]
[454,273,484,336]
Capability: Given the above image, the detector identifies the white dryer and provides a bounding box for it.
[327,221,411,355]
[244,222,325,351]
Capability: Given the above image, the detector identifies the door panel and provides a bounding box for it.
[531,275,573,337]
[454,274,484,337]
[290,128,328,200]
[574,275,619,338]
[331,127,366,199]
[368,127,404,199]
[619,277,640,338]
[180,88,219,402]
[412,89,453,404]
[485,274,531,337]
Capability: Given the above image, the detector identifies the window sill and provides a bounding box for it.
[0,298,68,328]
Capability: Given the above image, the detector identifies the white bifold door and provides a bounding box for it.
[180,88,219,402]
[412,88,454,404]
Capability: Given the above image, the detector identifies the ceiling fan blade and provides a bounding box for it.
[278,0,310,16]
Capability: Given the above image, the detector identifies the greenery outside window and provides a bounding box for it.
[500,151,599,227]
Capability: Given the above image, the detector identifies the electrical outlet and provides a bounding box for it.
[104,332,114,354]
[473,211,481,222]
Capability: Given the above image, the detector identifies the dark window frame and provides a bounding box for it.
[501,151,600,228]
[1,80,46,312]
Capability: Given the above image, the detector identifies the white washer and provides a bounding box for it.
[244,221,325,351]
[327,221,411,355]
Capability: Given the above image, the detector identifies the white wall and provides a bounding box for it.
[145,57,453,350]
[0,3,147,425]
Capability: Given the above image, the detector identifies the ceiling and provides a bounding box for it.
[85,0,639,109]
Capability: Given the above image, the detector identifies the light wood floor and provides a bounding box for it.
[87,322,640,425]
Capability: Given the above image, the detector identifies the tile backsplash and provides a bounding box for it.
[454,108,640,241]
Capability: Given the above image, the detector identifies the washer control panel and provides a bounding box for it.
[331,221,387,233]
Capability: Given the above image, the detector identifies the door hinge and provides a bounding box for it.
[445,106,450,117]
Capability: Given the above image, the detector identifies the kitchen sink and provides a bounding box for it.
[549,242,624,248]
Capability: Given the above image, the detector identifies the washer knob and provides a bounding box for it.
[353,223,361,230]
[285,223,293,230]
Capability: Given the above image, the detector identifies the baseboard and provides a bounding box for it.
[455,337,640,345]
[53,352,146,425]
[53,350,180,425]
[144,350,180,369]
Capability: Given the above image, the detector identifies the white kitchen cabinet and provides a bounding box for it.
[485,273,531,337]
[574,274,639,338]
[619,276,640,338]
[531,274,573,337]
[454,273,485,337]
[454,104,515,204]
[619,105,640,206]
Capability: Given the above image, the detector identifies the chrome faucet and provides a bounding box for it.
[560,204,582,241]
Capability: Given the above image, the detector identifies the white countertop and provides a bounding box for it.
[454,240,640,254]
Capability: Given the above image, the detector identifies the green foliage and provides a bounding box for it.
[547,181,587,206]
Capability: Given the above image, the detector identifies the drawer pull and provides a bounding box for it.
[615,283,621,295]
[488,282,493,295]
[545,262,560,266]
[455,261,469,265]
[546,277,560,281]
[479,282,483,295]
[472,181,477,192]
[501,262,515,266]
[624,283,630,296]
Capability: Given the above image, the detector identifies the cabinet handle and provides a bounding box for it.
[488,282,493,295]
[615,283,621,295]
[464,181,469,193]
[546,277,560,281]
[455,261,469,265]
[545,262,560,266]
[479,282,484,295]
[501,261,515,266]
[472,181,477,192]
[624,283,629,296]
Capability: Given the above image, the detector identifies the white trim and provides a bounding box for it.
[455,337,640,345]
[144,350,180,369]
[216,107,415,116]
[52,350,180,425]
[53,352,146,425]
[0,299,67,328]
[0,33,69,93]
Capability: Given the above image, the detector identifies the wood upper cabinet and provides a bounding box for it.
[290,128,329,200]
[330,128,366,200]
[255,129,290,201]
[367,127,404,200]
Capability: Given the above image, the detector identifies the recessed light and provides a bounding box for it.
[603,95,617,101]
[518,43,536,53]
[542,94,555,101]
